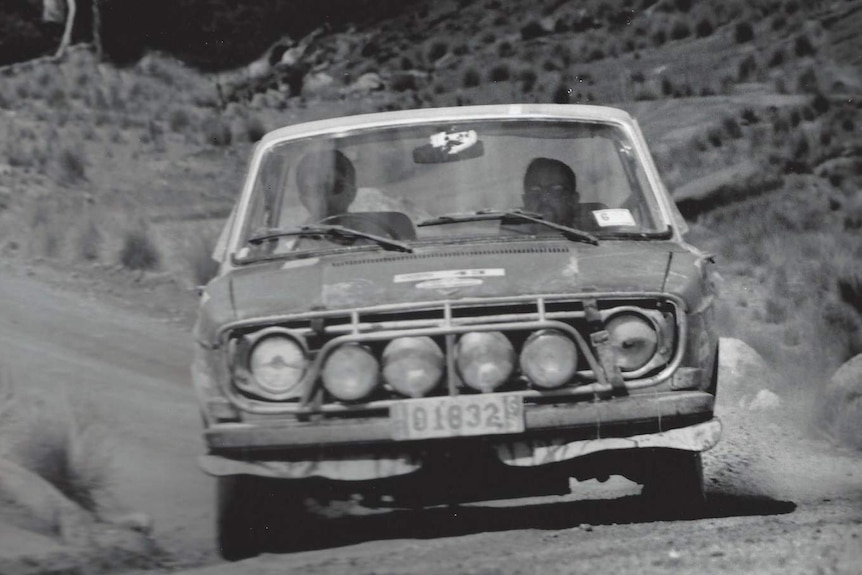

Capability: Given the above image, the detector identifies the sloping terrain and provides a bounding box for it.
[0,0,859,571]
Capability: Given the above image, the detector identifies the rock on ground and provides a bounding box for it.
[718,337,780,408]
[821,353,862,449]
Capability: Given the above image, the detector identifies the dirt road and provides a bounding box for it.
[0,266,860,574]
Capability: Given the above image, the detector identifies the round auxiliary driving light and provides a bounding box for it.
[382,337,444,398]
[519,329,578,389]
[249,335,307,398]
[322,344,379,401]
[455,331,515,392]
[606,313,658,371]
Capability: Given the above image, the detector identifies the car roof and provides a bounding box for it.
[259,104,636,145]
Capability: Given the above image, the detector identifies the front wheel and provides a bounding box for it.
[640,450,705,519]
[217,476,312,560]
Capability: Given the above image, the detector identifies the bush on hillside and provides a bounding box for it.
[521,21,546,41]
[462,68,481,88]
[427,41,448,62]
[489,64,511,82]
[552,84,571,104]
[734,21,754,43]
[794,34,816,57]
[670,20,691,40]
[57,147,87,186]
[519,69,538,93]
[695,18,714,38]
[119,224,160,271]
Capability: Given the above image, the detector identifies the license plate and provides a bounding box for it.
[390,394,524,440]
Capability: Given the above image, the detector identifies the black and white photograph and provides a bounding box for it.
[0,1,860,573]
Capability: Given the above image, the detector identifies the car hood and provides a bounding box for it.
[226,241,678,322]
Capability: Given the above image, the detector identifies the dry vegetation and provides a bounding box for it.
[0,0,859,447]
[0,368,114,513]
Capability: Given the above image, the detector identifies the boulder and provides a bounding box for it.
[350,72,384,93]
[717,337,778,408]
[302,72,335,97]
[822,354,862,448]
[748,389,781,411]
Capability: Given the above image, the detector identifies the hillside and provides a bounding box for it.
[0,0,860,446]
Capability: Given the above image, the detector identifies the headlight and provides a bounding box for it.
[248,335,307,398]
[382,337,444,398]
[455,331,515,392]
[519,329,578,389]
[322,344,379,401]
[606,313,658,371]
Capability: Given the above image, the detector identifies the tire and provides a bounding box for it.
[640,450,705,519]
[217,476,316,560]
[217,476,267,560]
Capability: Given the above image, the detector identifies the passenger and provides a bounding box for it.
[296,149,357,221]
[522,157,579,226]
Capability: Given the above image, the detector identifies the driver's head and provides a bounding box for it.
[296,150,357,220]
[523,158,578,225]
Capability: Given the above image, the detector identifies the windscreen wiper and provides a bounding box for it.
[248,224,414,253]
[418,209,599,246]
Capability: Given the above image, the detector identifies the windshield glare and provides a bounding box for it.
[237,119,665,260]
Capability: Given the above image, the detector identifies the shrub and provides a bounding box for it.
[652,30,667,46]
[119,223,160,271]
[707,127,723,147]
[794,34,816,57]
[695,18,714,37]
[204,116,232,147]
[737,54,757,81]
[552,84,571,104]
[768,49,784,67]
[391,73,418,92]
[661,76,674,96]
[722,116,743,139]
[427,41,448,62]
[75,214,102,261]
[498,41,514,58]
[244,115,266,142]
[7,392,114,513]
[670,19,691,40]
[169,109,192,133]
[519,69,538,93]
[521,20,546,41]
[772,14,786,30]
[57,147,87,185]
[734,21,754,43]
[462,68,481,88]
[811,92,830,115]
[489,64,511,82]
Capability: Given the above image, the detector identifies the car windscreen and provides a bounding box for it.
[235,119,666,260]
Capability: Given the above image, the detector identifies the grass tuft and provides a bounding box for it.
[119,222,161,271]
[1,372,114,513]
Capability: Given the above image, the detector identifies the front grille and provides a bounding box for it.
[222,294,682,415]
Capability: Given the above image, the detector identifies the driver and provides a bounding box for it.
[296,149,357,221]
[522,157,579,226]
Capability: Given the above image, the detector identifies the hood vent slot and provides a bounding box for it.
[332,245,570,267]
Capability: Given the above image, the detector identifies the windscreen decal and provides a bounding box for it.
[592,208,637,227]
[394,269,505,283]
[429,130,478,155]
